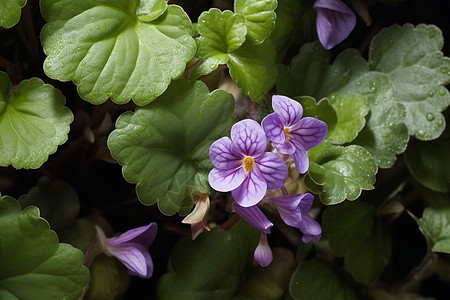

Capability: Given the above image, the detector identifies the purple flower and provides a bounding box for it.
[314,0,356,49]
[262,96,328,174]
[104,223,158,278]
[266,193,322,243]
[209,119,288,207]
[233,202,274,267]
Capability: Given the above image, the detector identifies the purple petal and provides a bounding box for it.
[291,144,309,174]
[290,117,328,150]
[298,193,314,215]
[231,119,267,157]
[231,167,267,207]
[314,0,356,49]
[256,152,287,189]
[107,243,154,278]
[269,194,303,211]
[261,113,285,144]
[272,95,303,126]
[208,167,246,192]
[299,215,322,243]
[272,140,296,155]
[254,235,273,267]
[209,137,242,169]
[108,223,157,248]
[232,202,273,235]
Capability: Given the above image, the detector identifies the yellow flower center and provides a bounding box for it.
[284,127,293,140]
[243,156,255,174]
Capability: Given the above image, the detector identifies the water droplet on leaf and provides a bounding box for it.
[439,89,447,96]
[426,113,435,121]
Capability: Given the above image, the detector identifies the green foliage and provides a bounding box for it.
[289,259,360,300]
[0,196,89,299]
[306,143,377,204]
[136,0,168,21]
[296,96,337,139]
[157,220,259,300]
[417,206,450,253]
[369,24,450,140]
[40,0,196,105]
[108,79,235,215]
[0,0,26,28]
[0,72,73,169]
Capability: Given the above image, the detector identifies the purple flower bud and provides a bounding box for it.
[314,0,356,49]
[209,119,288,207]
[262,96,328,174]
[254,235,273,267]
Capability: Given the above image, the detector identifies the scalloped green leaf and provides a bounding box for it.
[0,72,73,169]
[369,24,450,140]
[417,206,450,253]
[136,0,167,21]
[0,0,26,28]
[157,220,259,300]
[404,115,450,192]
[190,8,247,79]
[40,0,196,105]
[289,259,360,300]
[296,96,337,138]
[234,0,277,45]
[0,196,89,299]
[108,79,235,216]
[306,142,377,204]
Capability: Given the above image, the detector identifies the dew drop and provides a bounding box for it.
[420,52,425,57]
[440,67,450,74]
[426,113,435,121]
[356,81,361,85]
[209,64,216,69]
[371,81,377,86]
[429,90,435,97]
[370,86,376,91]
[417,130,426,138]
[437,120,443,126]
[429,31,437,38]
[439,89,447,96]
[330,95,336,100]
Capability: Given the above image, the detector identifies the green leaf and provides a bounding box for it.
[0,0,26,28]
[369,24,450,140]
[40,0,196,105]
[322,201,375,257]
[0,196,89,299]
[190,8,247,79]
[417,206,450,253]
[296,96,337,138]
[289,259,360,300]
[136,0,168,21]
[18,176,96,252]
[326,94,369,144]
[306,142,377,204]
[404,122,450,192]
[157,220,259,300]
[234,0,277,45]
[108,79,235,215]
[0,72,73,169]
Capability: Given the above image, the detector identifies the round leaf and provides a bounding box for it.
[108,79,235,215]
[417,206,450,253]
[0,0,26,28]
[0,72,73,169]
[40,0,196,105]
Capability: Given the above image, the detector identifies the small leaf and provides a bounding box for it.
[234,0,277,45]
[108,79,235,215]
[157,220,259,300]
[0,72,73,169]
[369,24,450,140]
[417,206,450,253]
[296,96,337,139]
[326,94,369,144]
[307,142,377,204]
[41,0,196,105]
[136,0,168,21]
[289,259,360,300]
[0,0,26,28]
[0,196,89,299]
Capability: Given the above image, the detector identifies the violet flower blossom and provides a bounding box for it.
[100,223,158,279]
[233,202,274,267]
[209,119,288,207]
[262,95,328,174]
[314,0,356,49]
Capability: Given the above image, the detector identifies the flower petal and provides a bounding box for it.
[299,215,322,243]
[208,166,246,192]
[269,194,303,212]
[231,119,267,157]
[298,193,315,215]
[108,222,158,248]
[256,152,288,189]
[272,95,303,126]
[254,235,273,267]
[314,0,356,49]
[231,166,267,207]
[209,137,242,169]
[107,243,154,278]
[291,144,309,174]
[272,140,296,155]
[232,202,273,235]
[290,117,328,150]
[261,113,285,144]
